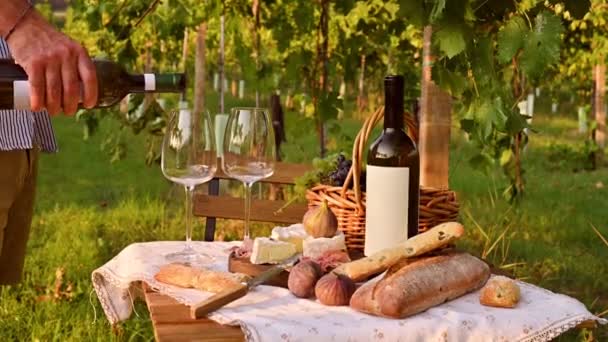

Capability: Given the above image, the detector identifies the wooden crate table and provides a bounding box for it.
[87,241,604,342]
[143,283,245,342]
[141,279,600,342]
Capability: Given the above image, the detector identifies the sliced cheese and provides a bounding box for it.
[270,223,309,253]
[250,237,297,265]
[303,231,347,259]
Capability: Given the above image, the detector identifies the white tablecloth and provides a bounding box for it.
[92,241,606,342]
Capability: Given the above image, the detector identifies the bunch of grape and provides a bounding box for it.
[324,154,365,191]
[329,154,352,186]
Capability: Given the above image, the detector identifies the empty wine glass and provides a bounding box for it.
[222,107,276,241]
[161,106,217,264]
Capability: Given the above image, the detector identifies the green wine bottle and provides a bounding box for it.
[0,59,185,110]
[364,75,420,256]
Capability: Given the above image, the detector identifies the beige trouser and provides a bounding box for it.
[0,149,38,285]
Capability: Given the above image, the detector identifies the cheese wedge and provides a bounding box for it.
[250,237,297,264]
[303,231,347,259]
[270,224,309,253]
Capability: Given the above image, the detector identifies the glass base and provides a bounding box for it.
[165,245,215,266]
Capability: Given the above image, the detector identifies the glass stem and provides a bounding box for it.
[185,185,195,250]
[244,182,253,241]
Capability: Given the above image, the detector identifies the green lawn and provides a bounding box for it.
[0,96,606,341]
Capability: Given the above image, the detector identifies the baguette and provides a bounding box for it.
[334,222,464,282]
[155,263,249,293]
[350,252,490,318]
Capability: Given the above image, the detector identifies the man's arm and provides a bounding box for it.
[0,0,97,115]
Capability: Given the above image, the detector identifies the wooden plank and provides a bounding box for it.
[155,322,244,342]
[145,292,193,323]
[193,194,307,224]
[144,284,244,342]
[214,161,311,185]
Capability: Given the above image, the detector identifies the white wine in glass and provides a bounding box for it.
[161,106,217,264]
[222,107,276,241]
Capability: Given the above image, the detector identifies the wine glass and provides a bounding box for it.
[161,106,217,264]
[222,107,276,241]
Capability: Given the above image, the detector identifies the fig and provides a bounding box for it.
[288,260,323,298]
[302,200,338,238]
[315,272,356,306]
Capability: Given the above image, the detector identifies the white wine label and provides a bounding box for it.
[13,81,31,110]
[144,73,156,91]
[364,165,410,256]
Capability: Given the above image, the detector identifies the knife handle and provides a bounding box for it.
[190,283,248,319]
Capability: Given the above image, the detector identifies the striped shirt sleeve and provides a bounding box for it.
[0,39,57,152]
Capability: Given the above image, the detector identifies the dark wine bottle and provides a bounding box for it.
[364,75,420,256]
[0,59,185,110]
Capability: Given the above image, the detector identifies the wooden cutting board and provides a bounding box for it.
[227,252,289,288]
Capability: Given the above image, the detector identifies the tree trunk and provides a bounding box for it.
[357,54,367,114]
[144,43,154,107]
[313,0,329,157]
[193,23,207,115]
[285,89,294,110]
[268,94,285,201]
[419,26,452,190]
[180,28,189,101]
[595,61,606,166]
[253,0,261,107]
[231,78,238,97]
[219,10,225,114]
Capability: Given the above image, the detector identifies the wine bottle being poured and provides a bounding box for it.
[364,75,420,256]
[0,59,186,110]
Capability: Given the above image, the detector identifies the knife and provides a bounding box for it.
[190,255,299,319]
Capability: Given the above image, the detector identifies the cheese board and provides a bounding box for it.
[227,251,290,288]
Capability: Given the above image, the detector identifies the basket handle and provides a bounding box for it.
[340,107,418,214]
[341,107,384,213]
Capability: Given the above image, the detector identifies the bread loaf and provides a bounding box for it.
[334,222,465,282]
[350,252,490,318]
[479,275,520,308]
[155,263,249,293]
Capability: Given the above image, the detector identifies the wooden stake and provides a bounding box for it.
[194,23,207,115]
[357,54,367,114]
[219,9,225,114]
[595,61,606,166]
[419,26,452,190]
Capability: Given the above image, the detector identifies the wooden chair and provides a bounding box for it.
[196,161,311,241]
[144,161,311,342]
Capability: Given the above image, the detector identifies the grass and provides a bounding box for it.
[0,95,607,341]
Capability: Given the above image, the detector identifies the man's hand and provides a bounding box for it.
[6,9,98,115]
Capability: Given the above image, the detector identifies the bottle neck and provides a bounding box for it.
[384,95,404,131]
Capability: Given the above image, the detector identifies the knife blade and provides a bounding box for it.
[190,255,299,319]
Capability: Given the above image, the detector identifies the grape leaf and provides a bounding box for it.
[520,11,564,80]
[432,64,467,97]
[471,37,495,90]
[505,112,529,135]
[435,21,466,58]
[430,0,446,22]
[497,16,527,64]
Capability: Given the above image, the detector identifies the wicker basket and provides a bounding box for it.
[305,107,459,252]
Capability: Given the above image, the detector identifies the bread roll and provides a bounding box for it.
[334,222,465,282]
[350,252,490,318]
[479,275,520,308]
